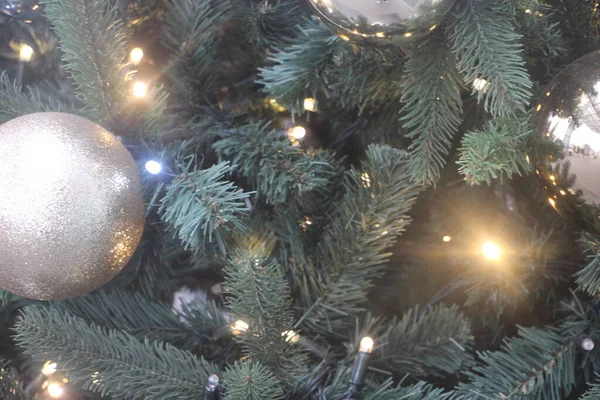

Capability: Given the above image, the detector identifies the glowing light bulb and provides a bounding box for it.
[482,241,501,261]
[47,382,64,398]
[359,336,374,353]
[443,235,452,242]
[473,78,488,92]
[303,98,317,112]
[282,330,299,343]
[41,361,57,376]
[132,81,148,98]
[231,320,249,335]
[130,47,144,65]
[19,44,33,62]
[288,126,306,140]
[145,160,162,175]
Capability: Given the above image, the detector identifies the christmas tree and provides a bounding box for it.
[1,0,600,398]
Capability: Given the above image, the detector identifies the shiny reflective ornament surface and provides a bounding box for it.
[0,113,145,299]
[309,0,450,46]
[535,51,600,206]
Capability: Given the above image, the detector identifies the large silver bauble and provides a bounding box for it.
[309,0,450,46]
[0,112,145,299]
[535,51,600,206]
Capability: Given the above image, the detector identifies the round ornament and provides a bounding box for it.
[535,51,600,205]
[0,112,145,300]
[308,0,450,47]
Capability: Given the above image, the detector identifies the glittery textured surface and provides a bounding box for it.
[309,0,449,46]
[0,113,145,299]
[535,51,600,204]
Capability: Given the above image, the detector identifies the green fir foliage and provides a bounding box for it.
[458,118,532,185]
[223,360,284,400]
[162,0,228,105]
[51,290,219,351]
[13,306,218,400]
[299,145,420,334]
[259,20,338,111]
[575,233,600,296]
[0,73,69,123]
[376,305,473,378]
[44,0,129,128]
[231,0,300,48]
[458,326,576,399]
[159,160,250,254]
[449,0,532,117]
[580,380,600,400]
[213,122,340,204]
[225,248,307,381]
[401,30,462,185]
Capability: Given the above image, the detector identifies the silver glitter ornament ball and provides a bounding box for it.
[309,0,450,47]
[535,51,600,205]
[0,112,145,300]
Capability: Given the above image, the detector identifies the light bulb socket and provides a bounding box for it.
[349,351,370,389]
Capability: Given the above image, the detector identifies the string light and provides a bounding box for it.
[303,98,317,112]
[282,330,300,343]
[19,44,33,62]
[47,382,64,398]
[361,172,371,188]
[473,78,488,92]
[288,126,306,140]
[130,48,144,65]
[204,374,219,400]
[443,235,452,242]
[481,241,502,261]
[359,336,374,353]
[349,336,374,394]
[132,81,148,98]
[145,160,162,175]
[231,320,249,336]
[41,361,57,376]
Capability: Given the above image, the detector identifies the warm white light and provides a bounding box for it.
[130,47,144,65]
[473,78,488,92]
[231,320,249,335]
[303,98,317,112]
[482,241,502,261]
[288,126,306,140]
[132,81,148,98]
[359,336,374,353]
[145,160,162,175]
[47,382,64,398]
[361,172,371,188]
[282,330,299,343]
[443,235,452,242]
[19,44,33,62]
[41,361,57,376]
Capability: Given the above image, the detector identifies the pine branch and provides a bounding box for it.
[575,233,600,296]
[458,326,576,400]
[13,306,219,400]
[44,0,129,128]
[580,379,600,400]
[258,19,338,111]
[213,122,341,205]
[159,160,251,254]
[449,0,532,117]
[225,248,307,382]
[513,0,565,58]
[52,290,218,351]
[458,118,532,186]
[231,0,301,48]
[162,0,228,105]
[401,30,463,185]
[299,145,420,335]
[375,305,473,378]
[366,380,456,400]
[223,360,283,400]
[0,72,70,123]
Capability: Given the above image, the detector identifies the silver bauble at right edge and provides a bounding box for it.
[535,50,600,206]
